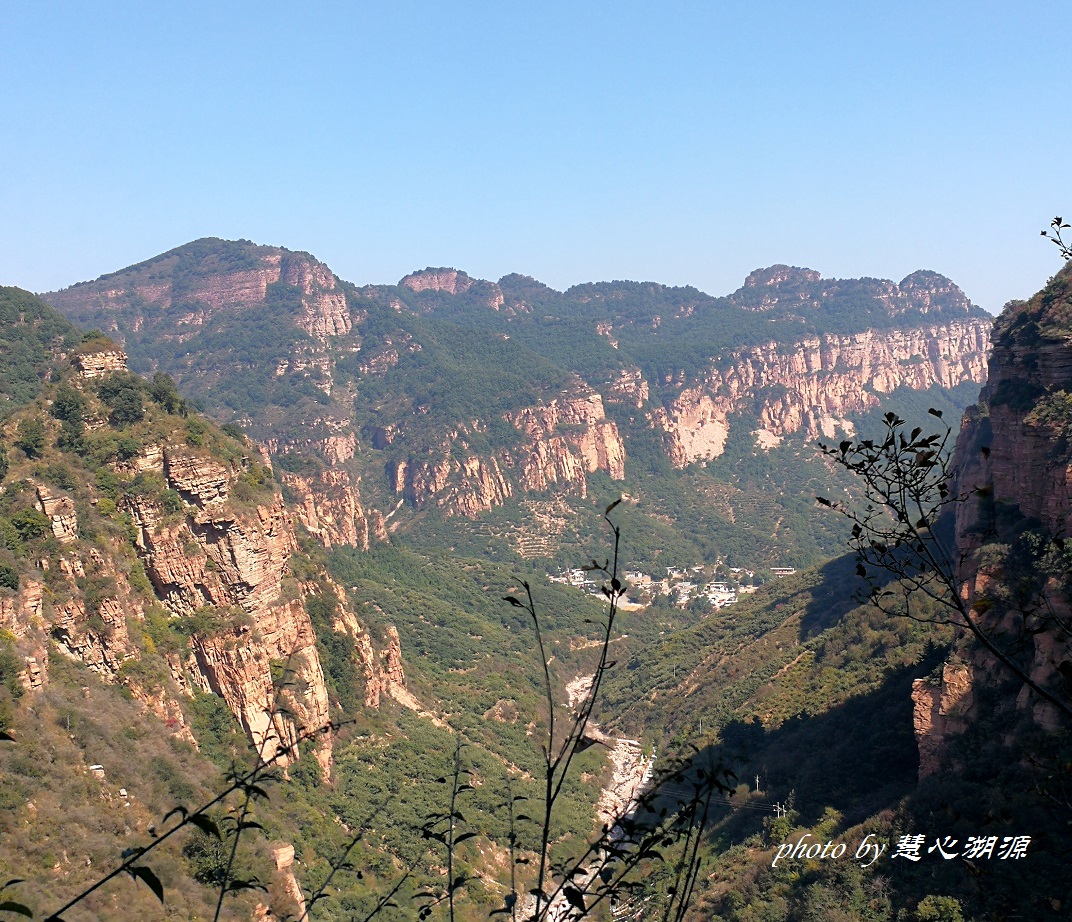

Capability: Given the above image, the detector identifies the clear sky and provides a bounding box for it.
[2,1,1069,312]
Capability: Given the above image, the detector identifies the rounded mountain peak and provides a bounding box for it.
[399,267,473,295]
[743,265,822,288]
[897,270,973,314]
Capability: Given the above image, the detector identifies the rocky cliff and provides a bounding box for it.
[389,388,627,517]
[0,339,419,775]
[124,474,334,768]
[400,266,506,309]
[47,245,354,343]
[910,663,974,778]
[373,384,629,520]
[912,266,1072,764]
[651,319,990,466]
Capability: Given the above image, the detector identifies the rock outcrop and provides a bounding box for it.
[605,368,649,408]
[280,468,374,549]
[509,391,627,483]
[282,253,353,339]
[34,483,78,543]
[328,588,418,712]
[270,843,306,918]
[400,267,505,309]
[124,453,333,768]
[947,268,1072,731]
[0,578,47,691]
[390,388,627,517]
[911,663,974,778]
[392,452,514,519]
[401,268,473,296]
[652,320,990,466]
[73,346,128,378]
[163,449,230,506]
[51,595,138,680]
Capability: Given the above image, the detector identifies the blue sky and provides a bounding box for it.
[2,1,1069,312]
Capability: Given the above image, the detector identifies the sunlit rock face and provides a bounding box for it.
[652,320,990,466]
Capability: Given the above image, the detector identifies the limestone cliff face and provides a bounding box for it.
[52,247,354,344]
[45,242,363,442]
[279,468,376,550]
[280,253,353,338]
[328,586,419,711]
[401,268,473,296]
[605,368,649,409]
[43,242,994,545]
[391,451,514,519]
[508,390,626,486]
[73,346,128,378]
[33,483,79,543]
[0,578,46,690]
[125,467,332,768]
[652,320,990,466]
[390,389,627,517]
[945,267,1072,733]
[400,267,505,309]
[187,597,331,771]
[730,265,975,316]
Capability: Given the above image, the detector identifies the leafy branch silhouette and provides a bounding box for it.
[501,501,734,920]
[818,410,1072,722]
[1041,216,1072,261]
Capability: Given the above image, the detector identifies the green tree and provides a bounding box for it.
[50,384,86,423]
[0,562,18,591]
[50,383,88,452]
[915,894,965,922]
[150,372,187,415]
[10,508,49,542]
[14,417,45,458]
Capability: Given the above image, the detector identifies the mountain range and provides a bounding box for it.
[43,239,991,572]
[3,238,1068,920]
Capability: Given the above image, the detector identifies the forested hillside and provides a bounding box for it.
[0,293,646,920]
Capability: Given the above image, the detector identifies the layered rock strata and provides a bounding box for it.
[44,244,994,536]
[653,320,990,466]
[125,481,333,768]
[390,390,627,516]
[911,664,974,778]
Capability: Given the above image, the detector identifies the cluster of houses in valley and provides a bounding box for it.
[548,562,797,610]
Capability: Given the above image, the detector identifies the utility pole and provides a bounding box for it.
[755,774,760,794]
